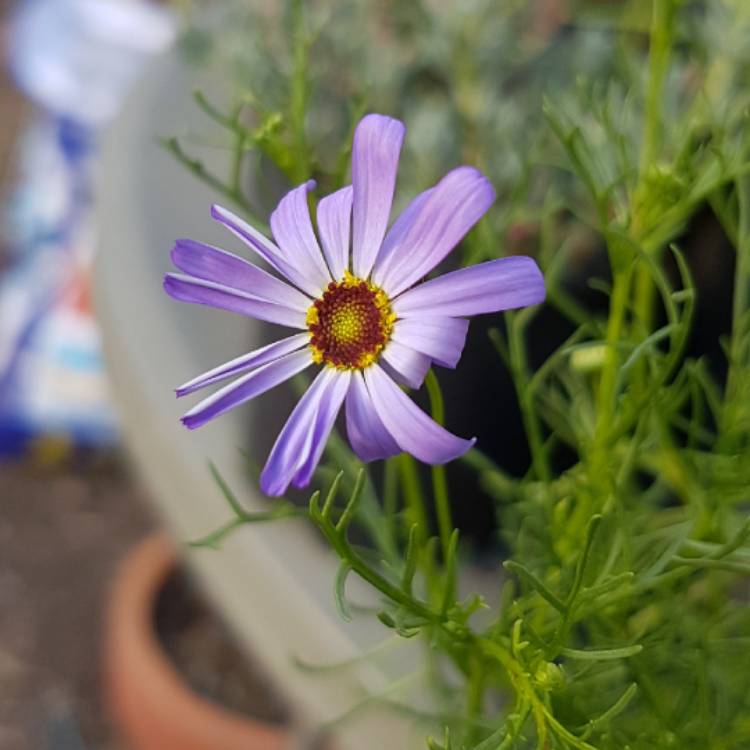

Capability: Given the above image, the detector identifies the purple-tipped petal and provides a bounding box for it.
[364,365,475,464]
[393,256,545,318]
[317,185,353,280]
[373,187,434,274]
[373,166,495,297]
[171,238,311,311]
[260,369,350,496]
[345,372,401,462]
[351,114,405,279]
[391,317,469,369]
[381,339,431,389]
[211,204,321,297]
[164,273,306,329]
[176,333,310,397]
[180,348,312,430]
[271,181,332,293]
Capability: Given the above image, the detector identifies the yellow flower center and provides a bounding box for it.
[307,271,395,369]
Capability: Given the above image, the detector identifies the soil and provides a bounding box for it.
[155,569,288,726]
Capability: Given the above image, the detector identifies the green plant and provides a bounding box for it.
[176,1,750,746]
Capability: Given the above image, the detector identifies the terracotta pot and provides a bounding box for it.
[104,534,290,750]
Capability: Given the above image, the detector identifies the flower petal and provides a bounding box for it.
[351,114,405,279]
[364,365,475,464]
[380,339,431,389]
[163,273,306,329]
[211,204,321,297]
[176,333,310,397]
[270,180,332,293]
[293,370,351,488]
[391,317,469,369]
[373,166,495,297]
[345,372,401,462]
[372,187,433,275]
[180,348,312,430]
[317,185,353,281]
[260,368,350,496]
[393,256,545,318]
[171,238,311,311]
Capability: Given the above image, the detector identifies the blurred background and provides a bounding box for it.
[0,1,160,747]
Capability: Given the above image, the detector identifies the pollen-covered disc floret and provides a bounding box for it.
[307,271,395,370]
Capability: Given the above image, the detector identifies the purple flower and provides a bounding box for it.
[164,114,545,496]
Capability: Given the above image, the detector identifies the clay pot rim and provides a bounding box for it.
[103,533,291,750]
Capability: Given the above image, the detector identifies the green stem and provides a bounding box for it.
[398,454,436,589]
[425,370,454,564]
[288,0,310,182]
[724,171,750,408]
[632,0,676,336]
[465,654,487,746]
[310,496,443,626]
[638,0,673,185]
[161,136,266,230]
[587,256,633,520]
[504,314,551,482]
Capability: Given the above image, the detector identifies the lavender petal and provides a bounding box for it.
[393,256,545,318]
[260,368,350,496]
[351,114,405,279]
[270,180,333,293]
[317,185,353,281]
[211,204,321,297]
[163,273,306,329]
[176,333,310,397]
[373,166,495,297]
[345,372,401,462]
[391,316,469,369]
[292,370,351,488]
[171,238,311,311]
[364,365,475,464]
[180,348,312,430]
[372,187,433,275]
[381,339,431,389]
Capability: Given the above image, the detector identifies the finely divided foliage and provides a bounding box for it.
[169,1,750,748]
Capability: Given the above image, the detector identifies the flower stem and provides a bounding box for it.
[288,0,311,183]
[724,171,750,407]
[632,0,677,336]
[425,370,454,565]
[504,313,550,482]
